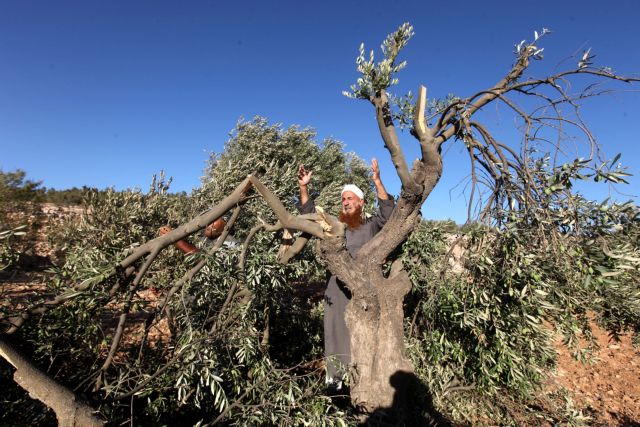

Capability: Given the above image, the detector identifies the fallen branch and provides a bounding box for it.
[3,177,254,335]
[0,337,104,427]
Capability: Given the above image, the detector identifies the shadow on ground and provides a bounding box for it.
[360,370,453,426]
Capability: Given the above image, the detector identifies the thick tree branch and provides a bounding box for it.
[247,176,329,238]
[0,338,104,426]
[119,177,254,268]
[435,53,531,146]
[372,90,421,195]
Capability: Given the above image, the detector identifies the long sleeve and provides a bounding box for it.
[371,196,395,230]
[297,198,316,215]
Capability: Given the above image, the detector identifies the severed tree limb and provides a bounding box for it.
[136,204,244,361]
[0,337,104,427]
[5,174,340,394]
[4,177,255,335]
[7,175,331,338]
[412,85,438,164]
[4,175,352,403]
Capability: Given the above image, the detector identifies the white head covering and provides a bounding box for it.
[341,184,364,200]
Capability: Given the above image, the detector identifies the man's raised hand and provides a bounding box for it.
[371,158,389,200]
[371,158,381,182]
[298,164,312,187]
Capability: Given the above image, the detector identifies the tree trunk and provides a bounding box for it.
[345,268,413,410]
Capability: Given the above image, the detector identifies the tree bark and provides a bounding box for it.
[346,269,413,409]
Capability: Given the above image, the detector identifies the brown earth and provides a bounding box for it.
[2,204,639,425]
[546,325,640,426]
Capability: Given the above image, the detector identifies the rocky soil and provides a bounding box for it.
[547,325,640,425]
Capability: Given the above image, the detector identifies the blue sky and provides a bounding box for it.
[1,0,639,222]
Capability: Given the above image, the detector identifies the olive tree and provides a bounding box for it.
[323,24,637,409]
[2,23,639,422]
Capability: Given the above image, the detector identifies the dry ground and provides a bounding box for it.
[546,325,640,425]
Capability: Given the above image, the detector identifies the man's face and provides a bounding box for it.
[341,191,364,214]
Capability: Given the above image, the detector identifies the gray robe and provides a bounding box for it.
[298,197,395,381]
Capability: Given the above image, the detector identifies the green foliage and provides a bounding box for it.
[0,169,46,272]
[401,160,639,423]
[579,204,640,342]
[343,23,413,100]
[0,225,27,271]
[197,117,374,223]
[53,173,189,262]
[4,120,375,425]
[0,168,112,272]
[0,169,45,203]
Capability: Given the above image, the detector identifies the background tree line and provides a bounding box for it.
[0,169,109,205]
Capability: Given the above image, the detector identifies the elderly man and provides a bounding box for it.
[297,159,394,389]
